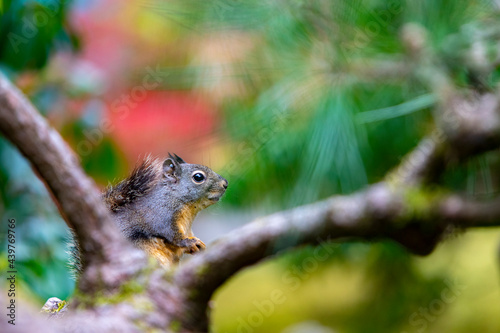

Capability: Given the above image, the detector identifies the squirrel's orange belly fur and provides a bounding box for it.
[138,201,205,266]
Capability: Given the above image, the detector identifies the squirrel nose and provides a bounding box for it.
[222,179,228,189]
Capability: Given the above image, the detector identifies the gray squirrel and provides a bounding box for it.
[71,153,228,272]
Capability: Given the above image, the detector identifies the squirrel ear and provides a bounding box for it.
[163,158,179,181]
[169,152,186,164]
[173,153,186,164]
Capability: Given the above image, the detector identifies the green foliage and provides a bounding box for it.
[0,137,75,302]
[62,119,128,184]
[152,0,500,208]
[0,0,77,70]
[152,0,495,207]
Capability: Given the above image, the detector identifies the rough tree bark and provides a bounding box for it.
[2,35,500,333]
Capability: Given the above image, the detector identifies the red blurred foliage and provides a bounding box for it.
[107,91,217,163]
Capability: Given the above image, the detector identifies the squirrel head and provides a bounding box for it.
[104,154,227,213]
[161,153,228,209]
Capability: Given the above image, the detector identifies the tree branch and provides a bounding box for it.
[386,134,446,186]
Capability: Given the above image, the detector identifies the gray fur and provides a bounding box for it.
[114,154,228,245]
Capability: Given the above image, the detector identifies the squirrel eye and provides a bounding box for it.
[192,172,206,183]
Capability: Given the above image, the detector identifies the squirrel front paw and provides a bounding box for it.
[180,237,206,254]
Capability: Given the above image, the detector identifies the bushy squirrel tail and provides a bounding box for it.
[103,155,161,212]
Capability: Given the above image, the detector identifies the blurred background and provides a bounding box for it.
[1,0,500,332]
